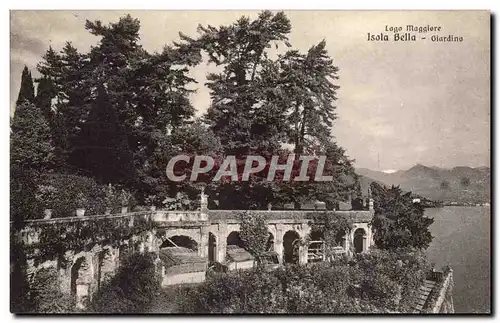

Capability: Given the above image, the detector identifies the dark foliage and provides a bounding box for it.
[370,182,434,250]
[165,248,430,313]
[41,173,106,217]
[16,66,35,105]
[88,253,160,313]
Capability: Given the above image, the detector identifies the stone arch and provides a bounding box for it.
[354,228,367,253]
[161,235,198,251]
[119,241,131,265]
[163,228,201,247]
[335,229,347,249]
[226,231,245,248]
[283,230,301,264]
[94,247,115,291]
[309,229,324,241]
[70,255,90,309]
[307,230,324,263]
[208,232,217,262]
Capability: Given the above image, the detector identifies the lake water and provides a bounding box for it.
[425,206,491,313]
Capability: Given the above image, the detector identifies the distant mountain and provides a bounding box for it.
[356,165,490,203]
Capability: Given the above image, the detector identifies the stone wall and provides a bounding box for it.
[14,206,375,309]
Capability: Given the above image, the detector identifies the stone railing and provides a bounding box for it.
[423,267,454,313]
[152,210,207,223]
[208,209,374,223]
[12,208,374,246]
[428,268,454,313]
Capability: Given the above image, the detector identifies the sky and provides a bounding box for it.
[10,10,490,171]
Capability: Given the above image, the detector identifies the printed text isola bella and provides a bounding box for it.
[367,24,464,42]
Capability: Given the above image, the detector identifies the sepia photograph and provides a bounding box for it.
[9,10,490,314]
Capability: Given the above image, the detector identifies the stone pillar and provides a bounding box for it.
[216,222,228,263]
[147,230,155,253]
[298,244,308,265]
[344,230,351,256]
[367,224,374,250]
[60,250,74,295]
[348,229,356,257]
[274,224,285,264]
[274,234,284,264]
[199,226,209,259]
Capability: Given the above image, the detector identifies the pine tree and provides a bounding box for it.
[272,40,339,154]
[16,66,35,105]
[177,11,292,208]
[37,44,89,171]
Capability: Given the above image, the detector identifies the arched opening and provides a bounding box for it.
[308,230,324,263]
[95,251,105,292]
[226,231,245,248]
[161,235,198,251]
[208,232,217,262]
[309,230,323,241]
[119,243,130,265]
[283,230,300,264]
[95,249,114,291]
[70,256,90,308]
[354,228,367,254]
[335,230,347,249]
[266,232,274,251]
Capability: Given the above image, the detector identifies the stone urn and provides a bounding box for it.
[105,207,112,215]
[43,209,53,219]
[76,208,86,217]
[121,206,129,214]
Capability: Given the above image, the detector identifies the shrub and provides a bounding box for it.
[11,166,41,221]
[104,184,121,211]
[41,174,105,217]
[175,248,432,314]
[239,211,269,257]
[88,253,160,313]
[191,272,244,313]
[31,267,74,313]
[10,240,36,313]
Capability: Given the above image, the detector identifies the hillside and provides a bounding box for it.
[356,164,490,204]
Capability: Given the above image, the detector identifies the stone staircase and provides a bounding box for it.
[411,279,438,313]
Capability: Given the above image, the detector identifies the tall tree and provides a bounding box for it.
[272,40,339,154]
[69,84,135,185]
[35,76,56,126]
[16,66,35,105]
[177,11,292,208]
[35,15,198,194]
[37,43,90,171]
[370,182,434,250]
[11,101,53,171]
[195,11,292,155]
[83,15,198,191]
[10,101,52,223]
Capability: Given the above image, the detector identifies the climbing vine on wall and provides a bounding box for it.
[23,214,154,264]
[307,211,353,257]
[239,211,269,258]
